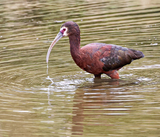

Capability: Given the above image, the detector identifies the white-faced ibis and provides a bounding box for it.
[46,21,144,79]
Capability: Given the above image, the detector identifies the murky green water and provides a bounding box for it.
[0,0,160,136]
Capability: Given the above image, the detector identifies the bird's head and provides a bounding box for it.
[46,21,80,63]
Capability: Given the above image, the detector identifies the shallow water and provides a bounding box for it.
[0,0,160,136]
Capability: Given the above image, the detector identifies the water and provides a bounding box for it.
[0,0,160,136]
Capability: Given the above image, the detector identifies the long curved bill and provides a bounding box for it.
[46,32,63,63]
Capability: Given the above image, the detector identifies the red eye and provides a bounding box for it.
[60,28,66,34]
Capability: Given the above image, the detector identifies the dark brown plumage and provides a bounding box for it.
[46,21,144,79]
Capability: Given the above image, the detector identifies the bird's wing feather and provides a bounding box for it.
[98,44,143,71]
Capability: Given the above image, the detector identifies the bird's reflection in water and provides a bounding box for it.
[46,77,139,135]
[71,79,137,135]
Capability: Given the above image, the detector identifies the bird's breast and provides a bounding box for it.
[79,49,104,74]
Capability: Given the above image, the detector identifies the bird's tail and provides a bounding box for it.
[129,49,144,60]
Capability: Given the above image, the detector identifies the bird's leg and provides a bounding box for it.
[94,74,101,79]
[105,70,119,79]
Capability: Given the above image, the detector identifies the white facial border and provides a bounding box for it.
[60,27,68,36]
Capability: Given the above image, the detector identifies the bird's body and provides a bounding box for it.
[46,21,144,79]
[71,43,121,79]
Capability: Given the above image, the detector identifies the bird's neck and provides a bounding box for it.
[69,34,82,66]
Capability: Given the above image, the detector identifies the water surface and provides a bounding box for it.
[0,0,160,136]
